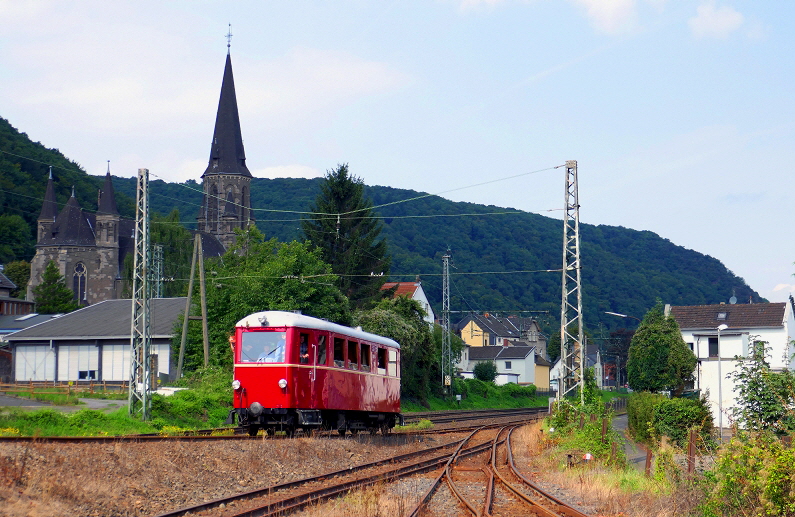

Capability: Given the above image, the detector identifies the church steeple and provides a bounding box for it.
[37,166,59,242]
[202,52,251,179]
[97,162,119,215]
[197,45,254,250]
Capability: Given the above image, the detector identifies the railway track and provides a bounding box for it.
[153,415,579,517]
[406,424,591,517]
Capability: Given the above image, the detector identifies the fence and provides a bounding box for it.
[0,381,128,397]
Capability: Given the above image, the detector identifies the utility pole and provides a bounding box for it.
[441,249,452,395]
[129,168,152,420]
[559,160,585,404]
[176,234,210,378]
[152,244,164,298]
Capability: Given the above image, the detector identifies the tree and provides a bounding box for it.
[730,339,795,433]
[473,361,498,382]
[301,164,390,308]
[179,226,351,371]
[354,296,433,401]
[32,260,78,314]
[150,209,194,297]
[4,260,30,299]
[626,301,696,394]
[0,214,33,263]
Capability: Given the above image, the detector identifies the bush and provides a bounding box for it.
[500,383,537,399]
[473,361,498,382]
[703,432,795,516]
[626,392,666,444]
[653,396,713,448]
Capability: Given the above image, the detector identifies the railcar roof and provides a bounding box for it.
[236,311,400,349]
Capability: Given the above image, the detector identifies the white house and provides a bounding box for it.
[668,300,795,430]
[459,345,537,385]
[380,279,435,325]
[549,347,603,392]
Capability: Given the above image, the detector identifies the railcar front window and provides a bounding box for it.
[240,331,287,363]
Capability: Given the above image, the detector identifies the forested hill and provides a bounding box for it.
[0,116,762,331]
[110,176,763,331]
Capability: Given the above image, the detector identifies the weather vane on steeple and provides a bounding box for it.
[226,23,233,53]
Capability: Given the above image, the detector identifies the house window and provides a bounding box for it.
[687,342,694,352]
[505,361,512,370]
[717,312,727,321]
[708,337,719,358]
[73,262,87,303]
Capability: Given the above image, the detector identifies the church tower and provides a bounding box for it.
[197,47,253,250]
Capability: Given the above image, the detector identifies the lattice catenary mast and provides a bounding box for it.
[129,168,152,419]
[441,249,453,394]
[559,160,585,403]
[152,244,164,299]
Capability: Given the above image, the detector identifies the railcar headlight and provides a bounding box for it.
[232,379,241,390]
[278,378,288,389]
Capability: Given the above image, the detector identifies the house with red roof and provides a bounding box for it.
[380,279,435,324]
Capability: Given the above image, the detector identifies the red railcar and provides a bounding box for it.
[227,311,402,436]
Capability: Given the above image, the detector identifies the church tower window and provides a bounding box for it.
[73,262,87,304]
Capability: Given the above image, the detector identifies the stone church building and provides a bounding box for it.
[26,49,252,305]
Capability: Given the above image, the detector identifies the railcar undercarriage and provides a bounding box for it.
[227,407,401,437]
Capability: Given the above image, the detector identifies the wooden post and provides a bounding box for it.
[645,449,652,477]
[579,414,585,429]
[197,238,209,368]
[687,429,696,477]
[601,417,608,443]
[611,441,618,464]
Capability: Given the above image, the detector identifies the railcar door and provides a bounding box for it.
[296,331,313,407]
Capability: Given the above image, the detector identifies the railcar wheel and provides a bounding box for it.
[337,429,346,437]
[248,425,259,437]
[303,428,314,437]
[266,428,275,436]
[380,424,391,435]
[285,427,296,438]
[350,428,359,436]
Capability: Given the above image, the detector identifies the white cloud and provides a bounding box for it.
[252,165,322,179]
[688,2,744,39]
[236,47,412,126]
[569,0,638,35]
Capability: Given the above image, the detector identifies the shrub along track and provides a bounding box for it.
[0,407,547,443]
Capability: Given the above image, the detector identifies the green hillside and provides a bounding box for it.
[0,116,762,332]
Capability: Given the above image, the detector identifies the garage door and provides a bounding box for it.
[15,346,56,381]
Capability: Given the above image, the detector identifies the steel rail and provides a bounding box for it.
[154,435,497,517]
[502,426,591,517]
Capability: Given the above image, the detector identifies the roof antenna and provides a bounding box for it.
[226,23,233,54]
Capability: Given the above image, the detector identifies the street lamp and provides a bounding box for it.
[716,323,728,442]
[604,311,642,323]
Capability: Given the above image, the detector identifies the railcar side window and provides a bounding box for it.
[348,340,358,370]
[333,337,345,367]
[388,349,399,377]
[240,331,286,363]
[299,333,310,364]
[360,343,371,372]
[317,335,327,365]
[377,347,387,375]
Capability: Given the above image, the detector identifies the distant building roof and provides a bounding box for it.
[0,314,55,335]
[0,271,16,291]
[468,345,534,361]
[669,302,786,330]
[4,298,187,341]
[381,282,420,298]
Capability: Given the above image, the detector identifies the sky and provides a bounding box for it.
[1,0,794,305]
